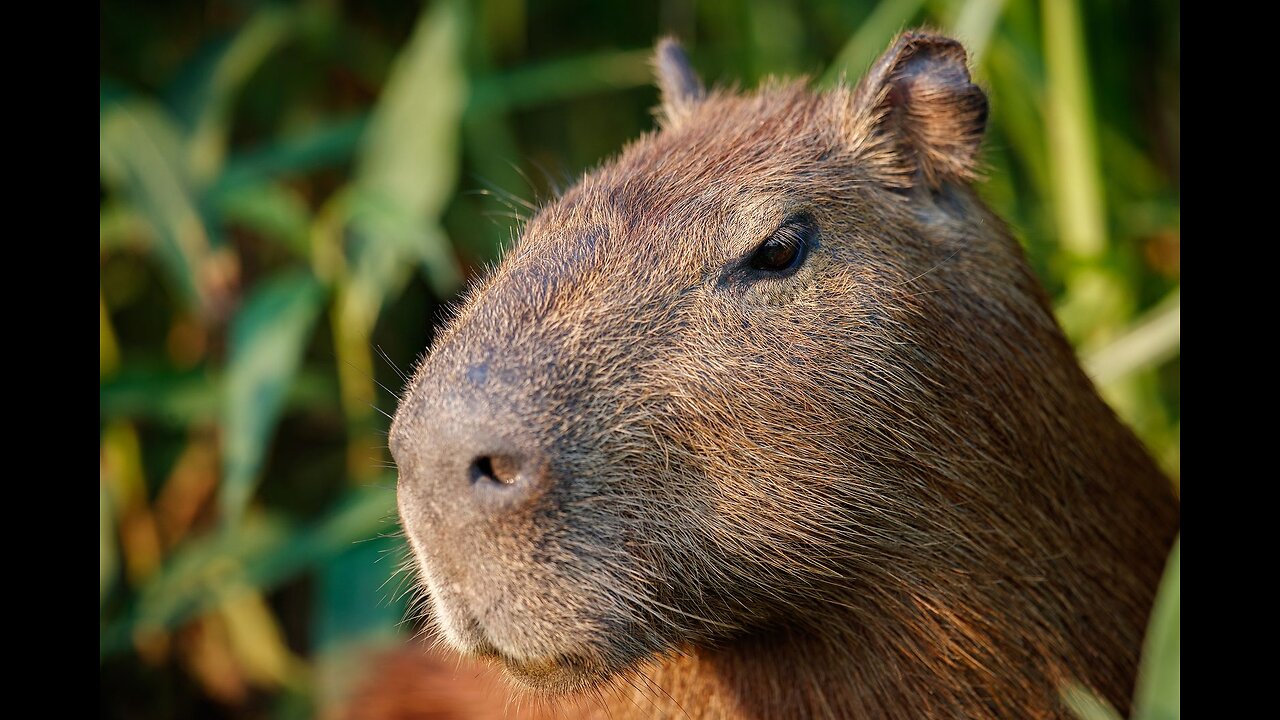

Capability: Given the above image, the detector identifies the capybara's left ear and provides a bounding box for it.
[653,36,705,129]
[848,31,988,190]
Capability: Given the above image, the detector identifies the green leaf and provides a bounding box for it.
[214,182,314,258]
[221,272,326,527]
[178,5,296,185]
[100,366,336,427]
[101,367,220,424]
[983,34,1050,199]
[100,99,213,311]
[1133,537,1179,720]
[322,0,471,474]
[103,511,294,657]
[100,483,396,660]
[215,115,369,191]
[469,47,658,114]
[353,0,469,297]
[209,47,654,196]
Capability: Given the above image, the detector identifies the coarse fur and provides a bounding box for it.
[383,30,1179,719]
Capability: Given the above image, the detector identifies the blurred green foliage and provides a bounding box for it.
[100,1,1179,717]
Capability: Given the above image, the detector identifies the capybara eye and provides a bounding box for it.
[748,214,817,275]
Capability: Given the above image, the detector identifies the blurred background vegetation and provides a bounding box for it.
[100,0,1179,718]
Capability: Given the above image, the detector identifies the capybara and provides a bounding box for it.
[384,30,1179,719]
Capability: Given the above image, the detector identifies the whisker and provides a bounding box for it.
[893,246,961,289]
[374,344,408,382]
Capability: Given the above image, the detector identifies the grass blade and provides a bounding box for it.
[1133,537,1179,720]
[469,48,655,114]
[1061,682,1123,720]
[1043,0,1106,259]
[1084,288,1180,385]
[221,272,325,527]
[820,0,928,87]
[950,0,1008,65]
[100,367,335,427]
[215,115,369,192]
[181,6,296,185]
[327,0,471,481]
[100,100,214,312]
[214,182,314,258]
[354,0,469,295]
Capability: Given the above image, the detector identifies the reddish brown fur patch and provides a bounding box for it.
[333,643,521,720]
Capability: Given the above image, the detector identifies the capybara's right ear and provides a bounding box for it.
[846,31,988,190]
[653,36,705,129]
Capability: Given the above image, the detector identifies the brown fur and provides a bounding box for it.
[380,31,1179,719]
[333,644,515,720]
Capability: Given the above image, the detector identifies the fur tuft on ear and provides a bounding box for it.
[850,31,988,190]
[653,36,705,128]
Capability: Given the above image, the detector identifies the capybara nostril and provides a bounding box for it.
[469,455,521,486]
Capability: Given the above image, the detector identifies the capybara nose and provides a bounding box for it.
[459,445,548,512]
[392,387,552,519]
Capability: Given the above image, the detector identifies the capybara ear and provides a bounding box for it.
[653,36,705,128]
[848,31,988,190]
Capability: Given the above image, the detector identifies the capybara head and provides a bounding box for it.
[391,31,1153,701]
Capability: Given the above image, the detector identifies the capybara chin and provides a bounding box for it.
[388,29,1179,719]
